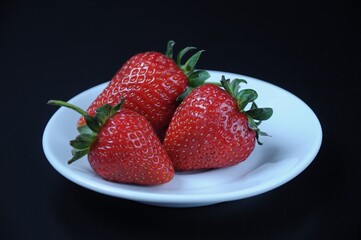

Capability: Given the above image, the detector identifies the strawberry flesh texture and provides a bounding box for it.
[164,84,256,171]
[78,51,188,140]
[88,109,174,185]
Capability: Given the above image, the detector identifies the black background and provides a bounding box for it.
[1,0,360,239]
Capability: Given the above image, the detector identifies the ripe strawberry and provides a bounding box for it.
[163,76,273,171]
[48,99,174,185]
[78,41,209,140]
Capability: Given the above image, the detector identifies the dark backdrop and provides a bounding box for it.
[1,1,360,239]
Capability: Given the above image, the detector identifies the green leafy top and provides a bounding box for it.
[220,76,273,144]
[47,99,125,164]
[166,40,210,100]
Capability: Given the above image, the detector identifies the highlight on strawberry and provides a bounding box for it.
[163,76,273,171]
[48,99,174,185]
[77,40,210,141]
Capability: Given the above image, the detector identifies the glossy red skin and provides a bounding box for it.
[164,84,256,171]
[88,109,174,185]
[78,51,188,140]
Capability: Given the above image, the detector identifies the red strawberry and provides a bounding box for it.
[78,41,209,140]
[163,76,273,171]
[48,99,174,185]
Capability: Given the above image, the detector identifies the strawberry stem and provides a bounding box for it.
[165,40,175,59]
[220,76,273,144]
[165,40,210,101]
[47,98,125,164]
[47,100,88,116]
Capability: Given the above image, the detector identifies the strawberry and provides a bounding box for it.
[78,41,209,140]
[48,99,174,185]
[163,76,273,171]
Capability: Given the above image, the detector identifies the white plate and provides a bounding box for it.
[42,70,322,207]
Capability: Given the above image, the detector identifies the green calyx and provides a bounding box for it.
[47,98,125,164]
[220,76,273,145]
[166,40,210,100]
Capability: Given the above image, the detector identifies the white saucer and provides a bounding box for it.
[42,70,322,207]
